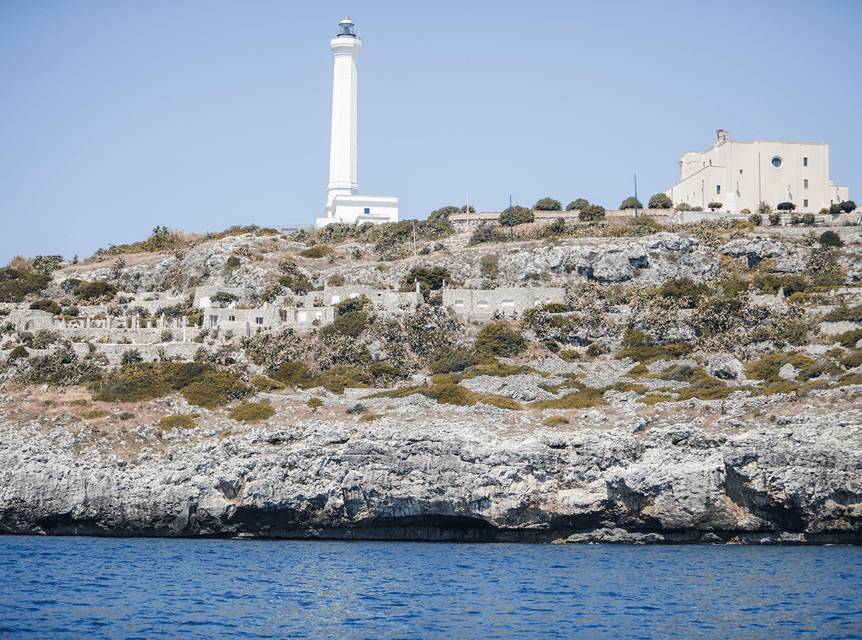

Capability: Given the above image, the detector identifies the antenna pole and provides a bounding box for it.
[634,174,638,219]
[412,220,416,255]
[509,196,513,242]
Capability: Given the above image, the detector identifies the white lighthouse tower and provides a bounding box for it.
[316,17,398,229]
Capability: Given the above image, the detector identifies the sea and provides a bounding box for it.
[1,536,860,639]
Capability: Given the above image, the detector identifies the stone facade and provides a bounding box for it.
[443,287,565,322]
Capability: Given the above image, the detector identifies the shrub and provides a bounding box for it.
[708,202,723,211]
[321,310,367,342]
[542,416,570,427]
[83,410,108,419]
[768,211,781,226]
[312,366,370,394]
[160,414,195,431]
[118,412,135,420]
[823,305,862,323]
[805,246,844,289]
[400,266,453,301]
[160,330,174,343]
[579,205,606,222]
[749,213,763,226]
[270,362,314,388]
[16,347,101,386]
[473,322,526,360]
[740,208,751,216]
[430,347,480,374]
[745,352,816,383]
[358,414,383,422]
[619,197,643,210]
[229,402,276,423]
[531,387,607,410]
[300,245,333,259]
[468,224,508,246]
[252,375,286,391]
[480,254,499,279]
[558,351,580,362]
[211,291,239,307]
[802,212,815,226]
[834,329,862,350]
[615,329,693,364]
[776,202,796,212]
[585,343,609,358]
[648,193,673,209]
[819,231,843,247]
[307,397,323,410]
[74,281,118,302]
[0,269,50,303]
[566,198,589,211]
[223,256,241,272]
[368,361,404,380]
[498,206,534,226]
[366,377,521,410]
[30,299,61,315]
[657,277,708,308]
[182,371,252,408]
[840,200,857,213]
[757,200,773,215]
[8,345,28,360]
[840,352,862,369]
[534,198,562,211]
[121,349,143,365]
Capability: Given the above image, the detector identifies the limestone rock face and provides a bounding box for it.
[1,416,860,543]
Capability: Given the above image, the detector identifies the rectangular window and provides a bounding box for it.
[804,199,808,208]
[228,315,235,322]
[210,316,218,327]
[364,208,370,214]
[502,300,514,307]
[740,169,743,174]
[716,185,721,194]
[255,317,264,325]
[804,157,808,166]
[804,179,808,188]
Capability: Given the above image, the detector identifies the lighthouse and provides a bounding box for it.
[316,17,399,229]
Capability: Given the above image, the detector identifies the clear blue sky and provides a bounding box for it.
[1,0,860,265]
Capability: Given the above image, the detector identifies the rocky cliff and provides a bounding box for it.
[2,389,860,544]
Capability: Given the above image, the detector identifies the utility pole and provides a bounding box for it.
[412,220,416,255]
[509,196,513,242]
[634,175,638,219]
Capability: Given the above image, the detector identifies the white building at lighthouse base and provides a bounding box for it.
[316,194,399,229]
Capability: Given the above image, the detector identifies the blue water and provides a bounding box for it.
[1,537,860,639]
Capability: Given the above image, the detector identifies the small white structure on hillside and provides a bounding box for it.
[663,130,849,214]
[316,18,398,229]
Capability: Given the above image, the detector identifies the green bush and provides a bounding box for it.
[307,397,323,410]
[819,231,843,247]
[8,345,28,360]
[480,254,499,279]
[473,321,526,360]
[0,269,50,303]
[823,305,862,323]
[768,212,781,226]
[229,402,276,423]
[160,414,195,431]
[834,329,862,350]
[619,197,643,210]
[29,299,61,315]
[840,200,857,213]
[83,410,108,419]
[223,256,241,272]
[534,198,562,211]
[579,205,606,222]
[566,198,590,211]
[708,202,723,211]
[840,352,862,369]
[121,349,143,365]
[182,371,252,408]
[802,212,815,226]
[657,277,708,308]
[531,387,607,410]
[648,193,673,209]
[211,291,239,306]
[745,352,816,383]
[366,376,521,410]
[252,375,286,391]
[300,245,333,259]
[400,266,453,300]
[468,224,508,246]
[749,213,763,226]
[615,330,693,364]
[430,347,480,374]
[542,416,570,427]
[312,366,370,394]
[270,362,314,388]
[498,206,534,226]
[777,202,796,212]
[16,347,102,387]
[321,310,368,341]
[805,246,844,289]
[368,361,404,380]
[74,281,118,302]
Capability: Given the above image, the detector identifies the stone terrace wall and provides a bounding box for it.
[443,286,565,322]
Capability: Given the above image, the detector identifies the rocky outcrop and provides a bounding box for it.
[2,411,860,544]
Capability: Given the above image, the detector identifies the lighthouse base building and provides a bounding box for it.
[315,18,398,230]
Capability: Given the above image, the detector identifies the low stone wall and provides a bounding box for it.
[443,287,565,320]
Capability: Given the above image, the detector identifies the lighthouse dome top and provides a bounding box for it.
[337,17,356,38]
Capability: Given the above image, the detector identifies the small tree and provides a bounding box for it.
[756,201,773,216]
[648,193,673,209]
[579,205,606,222]
[498,206,534,226]
[802,212,815,226]
[707,202,723,211]
[566,198,589,211]
[768,211,781,226]
[749,213,763,226]
[534,198,562,211]
[840,200,857,213]
[619,197,643,210]
[819,230,843,247]
[777,201,796,212]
